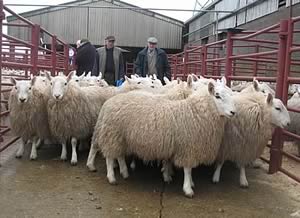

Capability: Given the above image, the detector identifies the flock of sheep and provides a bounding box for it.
[3,68,299,197]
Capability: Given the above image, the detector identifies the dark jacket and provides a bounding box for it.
[75,42,97,76]
[134,47,171,84]
[92,46,124,84]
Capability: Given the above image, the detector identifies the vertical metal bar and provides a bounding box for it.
[269,20,289,174]
[225,31,233,87]
[174,55,178,79]
[31,24,40,76]
[51,35,57,76]
[253,45,259,77]
[201,45,207,76]
[183,45,188,80]
[0,0,4,143]
[64,44,69,74]
[9,45,14,62]
[25,50,28,78]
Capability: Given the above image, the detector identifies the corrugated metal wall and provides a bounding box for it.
[187,0,282,43]
[7,0,183,49]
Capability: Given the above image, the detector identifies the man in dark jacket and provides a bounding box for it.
[92,36,124,86]
[134,37,171,85]
[75,39,97,76]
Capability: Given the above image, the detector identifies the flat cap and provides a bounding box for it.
[147,37,158,44]
[105,35,115,41]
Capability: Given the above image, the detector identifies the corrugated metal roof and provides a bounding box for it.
[6,0,183,49]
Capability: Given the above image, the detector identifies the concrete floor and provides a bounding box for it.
[0,140,299,218]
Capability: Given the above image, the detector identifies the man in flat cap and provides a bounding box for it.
[93,35,124,86]
[134,37,171,84]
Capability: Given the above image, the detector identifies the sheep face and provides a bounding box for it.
[72,74,85,85]
[267,94,290,128]
[208,81,236,118]
[124,76,155,89]
[10,78,33,104]
[47,72,74,100]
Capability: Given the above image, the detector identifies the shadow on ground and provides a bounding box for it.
[0,140,299,218]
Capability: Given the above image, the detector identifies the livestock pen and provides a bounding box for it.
[0,1,299,217]
[169,18,300,183]
[0,1,72,152]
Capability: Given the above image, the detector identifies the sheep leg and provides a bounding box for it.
[239,166,249,188]
[106,158,117,184]
[35,138,42,150]
[70,137,78,165]
[162,160,173,183]
[130,159,136,171]
[30,137,39,160]
[251,158,263,169]
[117,157,129,179]
[60,142,67,161]
[86,143,97,172]
[212,163,223,184]
[15,138,25,158]
[183,167,194,198]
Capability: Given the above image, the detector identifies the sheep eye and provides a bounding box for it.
[75,80,79,82]
[262,90,265,93]
[137,82,141,84]
[50,82,53,86]
[64,82,67,86]
[275,107,281,111]
[15,86,18,90]
[29,87,32,90]
[151,81,154,84]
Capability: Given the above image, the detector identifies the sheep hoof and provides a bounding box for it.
[240,183,249,189]
[183,189,194,198]
[107,177,117,185]
[163,175,173,184]
[121,171,129,179]
[130,161,136,171]
[71,160,78,166]
[15,154,23,159]
[87,164,97,172]
[212,176,220,184]
[60,156,67,161]
[30,154,37,160]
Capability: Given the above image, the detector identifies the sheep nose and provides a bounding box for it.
[151,86,155,88]
[19,98,26,103]
[54,94,61,99]
[230,111,236,116]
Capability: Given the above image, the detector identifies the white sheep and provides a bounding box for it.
[88,80,236,197]
[9,76,51,160]
[212,82,290,187]
[286,88,300,157]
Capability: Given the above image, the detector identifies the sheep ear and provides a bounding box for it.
[67,71,74,82]
[45,72,52,81]
[253,78,259,91]
[221,76,227,85]
[79,73,85,80]
[153,74,157,80]
[266,93,273,105]
[199,75,205,79]
[99,72,102,79]
[134,74,139,78]
[86,71,91,77]
[191,74,198,82]
[177,77,182,84]
[163,76,170,84]
[125,75,130,83]
[10,77,17,85]
[187,75,193,88]
[208,82,215,95]
[31,76,37,86]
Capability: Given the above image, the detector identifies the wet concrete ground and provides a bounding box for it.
[0,140,299,218]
